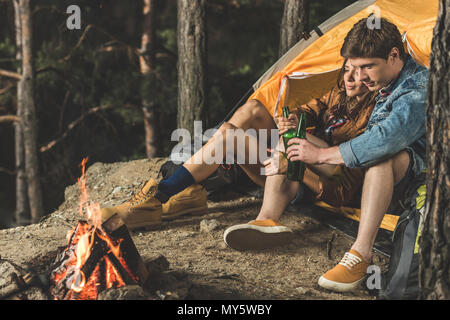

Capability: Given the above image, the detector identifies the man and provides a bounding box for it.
[306,17,427,292]
[225,17,428,293]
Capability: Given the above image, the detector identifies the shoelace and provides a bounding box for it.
[338,252,362,270]
[130,185,156,205]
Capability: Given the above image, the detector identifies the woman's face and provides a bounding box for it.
[343,60,368,97]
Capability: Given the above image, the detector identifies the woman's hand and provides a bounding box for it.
[262,148,288,175]
[276,113,298,135]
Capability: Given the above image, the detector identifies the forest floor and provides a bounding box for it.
[0,158,389,300]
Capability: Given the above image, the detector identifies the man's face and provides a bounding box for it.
[347,55,397,91]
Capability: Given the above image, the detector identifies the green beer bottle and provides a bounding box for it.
[291,112,306,181]
[281,106,306,181]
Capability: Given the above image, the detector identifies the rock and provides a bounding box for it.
[295,286,311,295]
[145,254,170,276]
[23,287,49,300]
[112,187,122,194]
[200,219,220,233]
[0,261,22,298]
[97,285,148,300]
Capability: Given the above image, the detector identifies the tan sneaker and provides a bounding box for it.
[223,219,293,251]
[318,249,370,292]
[162,184,208,220]
[100,178,162,230]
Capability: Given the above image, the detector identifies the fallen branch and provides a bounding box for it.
[0,115,20,123]
[39,104,112,153]
[0,69,21,81]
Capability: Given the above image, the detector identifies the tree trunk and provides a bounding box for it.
[279,0,309,57]
[13,0,30,225]
[17,0,44,223]
[140,0,159,159]
[419,0,450,300]
[176,0,207,136]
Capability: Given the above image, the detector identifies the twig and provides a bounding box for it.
[62,24,95,61]
[0,83,16,95]
[39,104,112,153]
[0,115,20,123]
[327,232,336,260]
[0,69,21,80]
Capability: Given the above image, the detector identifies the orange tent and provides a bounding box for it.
[247,0,438,231]
[250,0,438,119]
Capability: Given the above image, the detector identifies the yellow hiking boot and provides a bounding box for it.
[162,184,208,220]
[100,178,162,230]
[318,249,370,292]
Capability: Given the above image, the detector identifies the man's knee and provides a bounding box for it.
[391,151,410,183]
[366,151,410,183]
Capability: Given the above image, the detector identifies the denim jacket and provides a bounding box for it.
[339,55,428,168]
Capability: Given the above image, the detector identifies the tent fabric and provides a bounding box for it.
[314,201,399,231]
[249,0,438,118]
[246,0,438,231]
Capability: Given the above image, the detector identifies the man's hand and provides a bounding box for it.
[276,114,298,135]
[286,138,322,164]
[286,138,345,165]
[262,148,288,175]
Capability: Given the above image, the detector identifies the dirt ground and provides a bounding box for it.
[0,158,389,300]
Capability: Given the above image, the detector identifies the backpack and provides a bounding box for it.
[378,172,426,300]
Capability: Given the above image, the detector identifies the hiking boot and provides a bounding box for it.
[318,249,370,292]
[223,219,293,251]
[162,184,208,220]
[100,178,162,230]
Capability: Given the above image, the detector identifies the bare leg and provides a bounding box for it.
[184,99,276,187]
[256,174,299,221]
[255,133,324,221]
[351,151,410,262]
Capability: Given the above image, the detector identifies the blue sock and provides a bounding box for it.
[156,166,195,203]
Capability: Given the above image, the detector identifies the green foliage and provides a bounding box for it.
[0,37,15,59]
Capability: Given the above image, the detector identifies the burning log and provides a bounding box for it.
[47,158,149,300]
[49,214,149,300]
[2,158,150,301]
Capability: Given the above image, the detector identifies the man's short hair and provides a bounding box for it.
[341,17,407,61]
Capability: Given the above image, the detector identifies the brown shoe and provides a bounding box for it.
[162,184,208,220]
[100,178,162,230]
[318,249,370,292]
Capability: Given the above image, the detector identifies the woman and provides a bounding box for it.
[224,59,378,250]
[268,58,376,207]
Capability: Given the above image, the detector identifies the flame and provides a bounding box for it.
[49,157,139,300]
[77,157,102,228]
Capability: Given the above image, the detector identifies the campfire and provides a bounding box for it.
[47,158,148,300]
